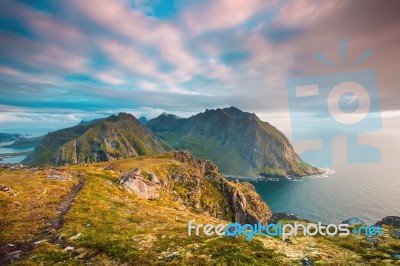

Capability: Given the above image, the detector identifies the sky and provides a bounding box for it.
[0,0,399,135]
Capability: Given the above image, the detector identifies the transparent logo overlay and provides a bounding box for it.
[188,219,384,241]
[286,40,381,167]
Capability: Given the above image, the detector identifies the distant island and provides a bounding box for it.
[0,133,22,143]
[1,136,43,149]
[0,134,42,163]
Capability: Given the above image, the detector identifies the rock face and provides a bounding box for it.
[172,151,271,224]
[375,216,400,228]
[117,168,159,200]
[23,113,171,166]
[342,217,367,225]
[148,107,322,177]
[118,151,272,224]
[392,229,400,239]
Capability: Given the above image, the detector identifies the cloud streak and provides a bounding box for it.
[0,0,399,130]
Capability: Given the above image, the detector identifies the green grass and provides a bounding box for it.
[0,168,77,244]
[11,242,82,266]
[3,155,400,265]
[259,166,287,176]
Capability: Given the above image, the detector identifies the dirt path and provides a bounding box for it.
[0,174,86,265]
[52,174,85,230]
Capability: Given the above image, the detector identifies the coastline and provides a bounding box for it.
[0,151,32,162]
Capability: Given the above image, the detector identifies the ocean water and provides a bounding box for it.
[251,144,400,225]
[0,128,51,163]
[0,142,34,163]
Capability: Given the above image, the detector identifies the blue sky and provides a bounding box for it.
[0,0,399,130]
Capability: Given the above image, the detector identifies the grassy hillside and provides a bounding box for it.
[1,155,399,265]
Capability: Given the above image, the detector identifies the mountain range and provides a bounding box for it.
[23,113,170,166]
[23,107,321,177]
[148,107,320,177]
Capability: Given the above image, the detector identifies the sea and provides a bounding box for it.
[0,128,50,163]
[251,164,400,225]
[250,131,400,225]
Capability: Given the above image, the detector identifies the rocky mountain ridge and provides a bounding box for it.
[23,113,171,166]
[148,107,322,177]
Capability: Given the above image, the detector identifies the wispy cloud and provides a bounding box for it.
[0,0,399,130]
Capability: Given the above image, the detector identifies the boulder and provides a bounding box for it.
[392,252,400,260]
[381,216,400,228]
[300,256,313,265]
[392,229,400,239]
[117,169,159,200]
[341,217,366,225]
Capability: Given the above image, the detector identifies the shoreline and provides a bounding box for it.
[0,151,32,162]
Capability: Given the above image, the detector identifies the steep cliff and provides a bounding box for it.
[117,151,272,224]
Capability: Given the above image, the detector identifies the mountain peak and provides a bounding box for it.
[202,106,253,119]
[138,116,149,124]
[222,106,252,118]
[105,112,136,123]
[117,112,135,119]
[158,112,180,119]
[23,113,170,166]
[148,107,321,177]
[223,106,242,113]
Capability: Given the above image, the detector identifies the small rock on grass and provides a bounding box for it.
[300,257,313,266]
[33,239,47,245]
[392,229,400,239]
[8,250,22,259]
[366,237,378,248]
[392,252,400,260]
[63,246,74,252]
[70,233,81,240]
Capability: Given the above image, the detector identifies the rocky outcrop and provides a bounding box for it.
[115,151,271,224]
[47,169,72,181]
[342,217,367,225]
[123,151,271,224]
[375,216,400,228]
[392,229,400,239]
[117,168,159,200]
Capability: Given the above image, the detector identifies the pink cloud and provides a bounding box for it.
[98,38,159,77]
[0,33,88,73]
[273,0,337,28]
[74,0,199,83]
[182,0,275,34]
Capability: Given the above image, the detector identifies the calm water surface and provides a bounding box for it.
[252,157,400,225]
